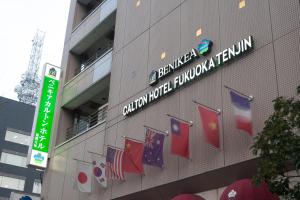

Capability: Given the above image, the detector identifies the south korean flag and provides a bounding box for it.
[91,154,107,188]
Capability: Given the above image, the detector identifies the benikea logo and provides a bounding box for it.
[198,39,213,56]
[33,152,44,164]
[149,70,158,86]
[148,39,213,86]
[48,67,57,78]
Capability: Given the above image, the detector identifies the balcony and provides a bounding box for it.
[70,0,117,55]
[62,49,112,109]
[66,103,108,140]
[77,45,112,75]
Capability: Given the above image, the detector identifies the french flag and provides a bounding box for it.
[230,90,253,136]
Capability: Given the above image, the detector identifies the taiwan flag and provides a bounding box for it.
[230,90,253,136]
[170,118,189,159]
[197,105,220,148]
[123,139,144,174]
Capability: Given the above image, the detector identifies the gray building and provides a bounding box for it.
[0,97,42,199]
[42,0,300,199]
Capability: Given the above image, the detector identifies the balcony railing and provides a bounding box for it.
[62,49,112,107]
[70,0,117,53]
[77,45,112,75]
[66,104,108,140]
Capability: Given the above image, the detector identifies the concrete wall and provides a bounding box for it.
[42,0,300,199]
[43,123,107,200]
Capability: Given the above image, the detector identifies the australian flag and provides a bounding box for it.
[142,128,165,168]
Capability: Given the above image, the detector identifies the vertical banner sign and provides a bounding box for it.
[29,63,61,168]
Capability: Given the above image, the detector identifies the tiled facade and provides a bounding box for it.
[42,0,300,199]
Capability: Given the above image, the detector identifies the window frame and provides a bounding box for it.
[32,179,42,194]
[0,151,28,168]
[4,129,31,146]
[0,174,25,191]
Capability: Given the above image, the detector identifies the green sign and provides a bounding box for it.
[29,63,61,168]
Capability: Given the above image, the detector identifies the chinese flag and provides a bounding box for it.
[123,139,144,174]
[170,118,189,158]
[198,105,220,148]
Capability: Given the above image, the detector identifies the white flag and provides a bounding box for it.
[76,161,92,193]
[91,154,107,188]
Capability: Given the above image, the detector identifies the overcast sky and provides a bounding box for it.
[0,0,71,100]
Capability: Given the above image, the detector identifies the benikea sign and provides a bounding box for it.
[28,63,61,168]
[123,36,254,116]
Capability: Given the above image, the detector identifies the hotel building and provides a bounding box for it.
[41,0,300,199]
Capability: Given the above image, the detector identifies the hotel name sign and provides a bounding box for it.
[123,36,254,116]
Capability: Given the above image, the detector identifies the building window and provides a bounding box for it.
[239,0,246,9]
[196,28,202,37]
[4,130,30,146]
[0,152,27,168]
[136,0,141,7]
[32,180,42,194]
[161,52,166,60]
[0,175,25,191]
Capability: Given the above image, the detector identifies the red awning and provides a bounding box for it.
[171,194,206,200]
[220,179,279,200]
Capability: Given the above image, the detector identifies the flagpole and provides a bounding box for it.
[87,151,106,158]
[106,145,123,151]
[143,125,169,136]
[224,85,254,101]
[165,113,193,126]
[73,158,92,164]
[122,136,144,143]
[192,100,221,115]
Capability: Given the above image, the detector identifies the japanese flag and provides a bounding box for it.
[76,161,92,193]
[91,154,107,188]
